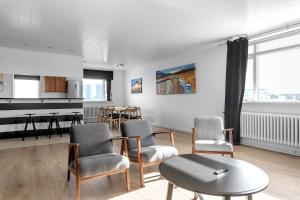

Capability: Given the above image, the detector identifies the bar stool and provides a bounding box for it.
[23,113,38,141]
[48,112,62,138]
[71,112,81,125]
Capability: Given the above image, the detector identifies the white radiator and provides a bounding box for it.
[84,106,99,123]
[240,112,300,155]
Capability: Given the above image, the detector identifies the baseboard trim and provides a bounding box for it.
[241,137,300,156]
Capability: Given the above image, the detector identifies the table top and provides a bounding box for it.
[113,106,127,111]
[159,154,269,197]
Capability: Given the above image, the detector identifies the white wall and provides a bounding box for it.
[0,47,82,77]
[0,47,83,98]
[125,45,227,132]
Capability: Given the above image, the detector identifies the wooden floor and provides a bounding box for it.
[0,130,300,200]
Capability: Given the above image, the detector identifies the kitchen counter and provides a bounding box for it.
[0,98,84,139]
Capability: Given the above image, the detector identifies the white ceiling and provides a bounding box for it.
[1,0,300,68]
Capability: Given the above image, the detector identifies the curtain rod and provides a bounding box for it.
[217,20,300,46]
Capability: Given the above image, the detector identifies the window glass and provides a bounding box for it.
[83,79,107,101]
[14,79,39,98]
[248,45,254,54]
[258,48,300,102]
[259,34,300,52]
[244,58,254,101]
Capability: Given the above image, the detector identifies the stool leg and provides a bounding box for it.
[76,117,81,125]
[71,117,75,126]
[31,119,38,140]
[48,118,53,139]
[23,119,30,141]
[55,118,62,137]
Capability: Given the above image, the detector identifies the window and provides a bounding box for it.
[14,75,40,98]
[83,79,107,101]
[244,33,300,102]
[83,69,113,101]
[244,58,254,101]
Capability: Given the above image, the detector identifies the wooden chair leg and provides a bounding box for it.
[76,176,80,200]
[138,162,144,187]
[230,152,234,158]
[125,169,130,191]
[67,169,70,181]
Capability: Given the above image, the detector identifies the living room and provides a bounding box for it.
[0,1,299,200]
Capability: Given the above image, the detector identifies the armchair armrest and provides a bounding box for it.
[127,135,142,139]
[68,143,79,175]
[153,130,175,147]
[110,137,129,156]
[223,128,233,145]
[126,136,142,160]
[69,143,79,147]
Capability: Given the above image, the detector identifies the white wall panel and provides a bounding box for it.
[125,45,227,132]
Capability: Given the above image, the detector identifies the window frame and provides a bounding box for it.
[245,32,300,103]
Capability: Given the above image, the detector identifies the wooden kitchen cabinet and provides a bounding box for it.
[55,77,67,92]
[45,76,67,92]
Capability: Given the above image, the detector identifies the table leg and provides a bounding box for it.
[194,193,205,200]
[193,193,198,200]
[248,195,253,200]
[224,196,231,200]
[166,182,174,200]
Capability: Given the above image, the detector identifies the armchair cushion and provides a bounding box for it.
[194,140,233,152]
[194,116,224,140]
[70,153,129,178]
[70,123,113,158]
[121,120,155,150]
[128,145,178,163]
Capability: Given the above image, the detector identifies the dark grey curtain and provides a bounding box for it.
[224,37,248,144]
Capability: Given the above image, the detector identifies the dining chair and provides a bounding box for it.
[97,107,107,123]
[192,116,234,157]
[132,106,142,120]
[106,107,120,129]
[121,107,139,120]
[121,120,178,187]
[67,123,130,200]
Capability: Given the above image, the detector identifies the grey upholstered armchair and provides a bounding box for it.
[192,116,234,157]
[67,123,130,200]
[121,120,178,187]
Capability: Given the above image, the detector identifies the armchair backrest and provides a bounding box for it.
[121,120,155,150]
[194,116,224,141]
[70,123,113,158]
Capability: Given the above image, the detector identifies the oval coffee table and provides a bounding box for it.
[159,154,269,200]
